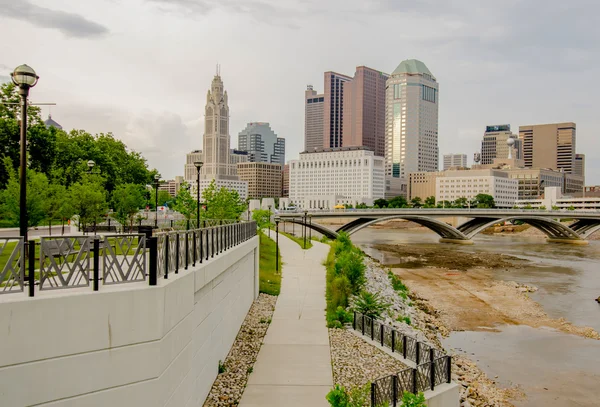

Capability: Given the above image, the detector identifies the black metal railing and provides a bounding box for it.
[352,312,452,406]
[2,221,257,297]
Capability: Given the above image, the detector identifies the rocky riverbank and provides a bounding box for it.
[203,294,277,407]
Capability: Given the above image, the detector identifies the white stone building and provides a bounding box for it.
[442,153,467,170]
[436,169,518,208]
[288,147,385,209]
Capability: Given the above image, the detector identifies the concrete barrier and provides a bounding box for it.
[0,236,259,407]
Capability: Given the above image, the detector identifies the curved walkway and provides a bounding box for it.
[238,233,332,407]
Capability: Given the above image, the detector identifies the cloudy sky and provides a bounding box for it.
[1,0,598,183]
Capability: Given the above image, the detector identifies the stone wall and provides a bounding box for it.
[0,236,259,407]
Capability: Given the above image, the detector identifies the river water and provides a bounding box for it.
[352,228,600,407]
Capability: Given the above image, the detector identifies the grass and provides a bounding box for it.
[258,231,281,296]
[278,230,313,249]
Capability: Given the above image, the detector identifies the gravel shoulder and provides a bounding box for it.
[203,294,277,407]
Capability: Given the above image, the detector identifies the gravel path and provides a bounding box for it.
[203,293,277,407]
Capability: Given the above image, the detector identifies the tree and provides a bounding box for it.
[373,198,388,208]
[424,196,436,208]
[436,200,451,208]
[453,197,468,208]
[410,197,422,208]
[68,180,108,231]
[473,193,495,208]
[252,209,272,230]
[0,157,49,228]
[111,183,145,231]
[44,183,73,235]
[388,196,408,208]
[355,202,368,209]
[202,180,246,220]
[172,183,197,222]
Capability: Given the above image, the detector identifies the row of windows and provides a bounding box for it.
[307,97,325,104]
[422,85,437,103]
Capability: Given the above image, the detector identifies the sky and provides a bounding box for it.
[1,0,599,183]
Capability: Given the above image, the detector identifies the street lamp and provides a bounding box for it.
[274,216,280,272]
[268,205,272,238]
[154,174,160,228]
[194,161,203,229]
[303,210,307,249]
[11,64,39,242]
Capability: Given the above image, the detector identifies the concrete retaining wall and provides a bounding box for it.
[0,236,259,407]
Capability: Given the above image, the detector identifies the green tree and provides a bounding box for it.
[44,183,73,234]
[373,198,388,208]
[202,180,246,220]
[410,197,422,208]
[424,196,436,207]
[252,209,272,230]
[111,183,145,231]
[436,200,451,208]
[69,180,108,231]
[453,197,468,208]
[172,183,197,221]
[473,193,495,208]
[388,196,408,208]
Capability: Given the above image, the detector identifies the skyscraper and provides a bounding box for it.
[203,70,232,178]
[481,124,521,164]
[519,122,576,173]
[442,153,468,170]
[305,86,324,151]
[238,122,285,165]
[323,71,352,148]
[385,59,439,181]
[342,66,389,157]
[574,153,585,179]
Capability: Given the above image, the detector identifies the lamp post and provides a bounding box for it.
[308,214,312,241]
[194,161,203,229]
[154,174,160,228]
[303,210,307,249]
[268,205,272,238]
[11,64,39,242]
[274,216,280,272]
[86,160,101,234]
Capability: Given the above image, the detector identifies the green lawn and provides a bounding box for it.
[278,230,313,249]
[258,232,281,295]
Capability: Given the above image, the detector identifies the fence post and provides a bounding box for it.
[184,232,189,270]
[403,336,407,359]
[200,230,204,263]
[371,319,374,340]
[220,226,223,254]
[164,234,169,279]
[412,368,417,394]
[370,382,376,407]
[175,233,179,274]
[93,237,100,291]
[362,314,365,335]
[211,227,215,258]
[416,341,420,364]
[353,311,356,330]
[392,375,398,407]
[446,355,452,383]
[381,324,384,346]
[430,349,436,391]
[28,240,35,297]
[192,231,196,267]
[148,237,157,286]
[170,220,174,228]
[205,228,209,261]
[391,329,396,353]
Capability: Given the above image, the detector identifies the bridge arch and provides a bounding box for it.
[460,216,584,240]
[340,216,470,240]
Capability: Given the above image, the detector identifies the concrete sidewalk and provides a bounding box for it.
[239,234,333,407]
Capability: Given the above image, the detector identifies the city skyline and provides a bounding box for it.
[1,0,598,183]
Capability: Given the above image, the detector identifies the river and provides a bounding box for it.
[352,228,600,407]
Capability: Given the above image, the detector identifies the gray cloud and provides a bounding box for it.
[0,0,108,38]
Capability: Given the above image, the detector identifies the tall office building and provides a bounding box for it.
[237,162,283,199]
[305,86,324,151]
[385,59,439,184]
[282,164,289,197]
[442,153,467,170]
[237,122,285,165]
[519,122,576,173]
[342,66,389,157]
[481,125,521,164]
[323,71,352,148]
[574,153,585,179]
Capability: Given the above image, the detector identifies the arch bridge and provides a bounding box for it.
[277,209,600,244]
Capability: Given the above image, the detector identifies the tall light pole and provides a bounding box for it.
[274,216,280,272]
[268,205,272,238]
[86,160,101,234]
[154,174,160,228]
[11,64,39,242]
[194,161,203,229]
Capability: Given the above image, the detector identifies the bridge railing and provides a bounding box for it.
[2,222,257,297]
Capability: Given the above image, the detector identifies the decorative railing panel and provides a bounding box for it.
[419,342,432,364]
[167,232,177,273]
[372,375,394,407]
[405,335,418,362]
[373,320,382,343]
[416,362,432,392]
[102,234,146,284]
[397,367,415,395]
[433,356,450,386]
[156,233,167,277]
[0,238,24,294]
[39,236,91,290]
[383,324,393,349]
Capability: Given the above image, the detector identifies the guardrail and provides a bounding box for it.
[0,222,257,296]
[353,312,451,406]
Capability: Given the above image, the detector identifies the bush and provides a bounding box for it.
[401,391,426,407]
[335,249,366,293]
[330,276,352,310]
[353,291,390,320]
[326,383,371,407]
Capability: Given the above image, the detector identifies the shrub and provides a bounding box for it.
[335,249,366,293]
[330,275,352,310]
[326,384,349,407]
[388,271,408,293]
[401,391,426,407]
[397,315,411,325]
[353,291,390,320]
[326,383,371,407]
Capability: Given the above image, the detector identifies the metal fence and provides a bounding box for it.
[2,221,257,296]
[352,312,452,406]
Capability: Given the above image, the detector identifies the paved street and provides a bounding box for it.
[239,233,332,407]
